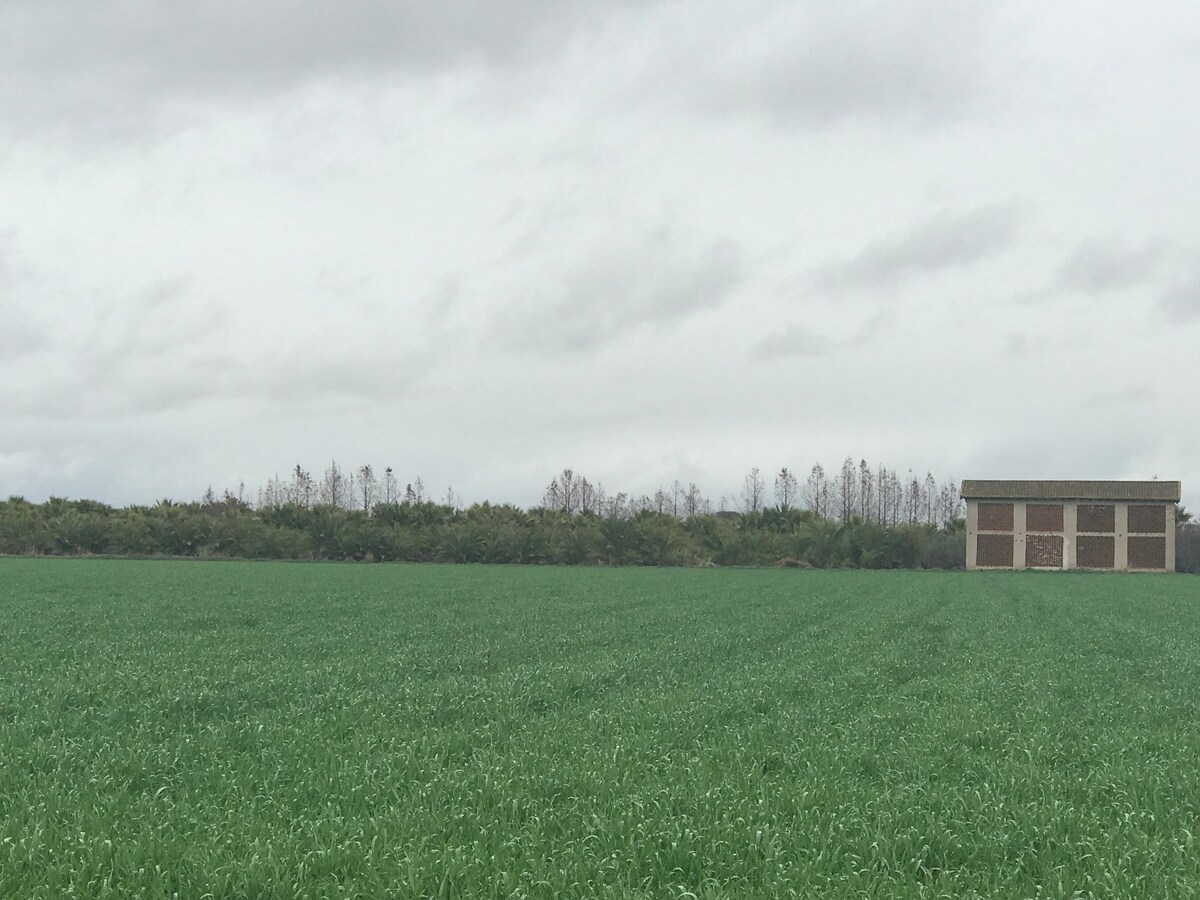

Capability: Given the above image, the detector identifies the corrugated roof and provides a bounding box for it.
[961,480,1181,502]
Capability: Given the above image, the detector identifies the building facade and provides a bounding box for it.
[961,480,1180,572]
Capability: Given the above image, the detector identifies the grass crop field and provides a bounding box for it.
[1,561,1198,898]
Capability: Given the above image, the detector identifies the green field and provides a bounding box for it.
[1,560,1198,898]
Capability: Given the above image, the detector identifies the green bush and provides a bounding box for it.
[0,496,976,569]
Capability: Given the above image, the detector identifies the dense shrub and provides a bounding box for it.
[0,495,976,569]
[1178,524,1200,574]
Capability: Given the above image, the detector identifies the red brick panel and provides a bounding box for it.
[976,533,1014,567]
[1128,505,1167,534]
[1077,504,1116,534]
[1076,536,1115,569]
[978,503,1014,532]
[1025,504,1064,533]
[1128,536,1167,570]
[1025,534,1064,568]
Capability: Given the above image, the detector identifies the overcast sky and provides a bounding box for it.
[2,0,1199,509]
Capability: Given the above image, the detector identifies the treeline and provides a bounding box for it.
[251,458,965,528]
[0,457,970,568]
[0,496,965,568]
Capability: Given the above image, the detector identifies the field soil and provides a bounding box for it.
[1,559,1197,898]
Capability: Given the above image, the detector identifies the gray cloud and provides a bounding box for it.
[8,337,436,423]
[0,0,650,138]
[498,230,743,355]
[754,327,833,359]
[755,311,891,359]
[652,0,998,128]
[0,229,20,290]
[118,346,434,417]
[0,237,52,361]
[1,273,438,422]
[1058,237,1166,293]
[0,316,48,362]
[810,205,1021,293]
[2,0,1008,142]
[1001,333,1027,357]
[1161,264,1200,321]
[1001,331,1067,358]
[1082,385,1155,409]
[0,306,49,361]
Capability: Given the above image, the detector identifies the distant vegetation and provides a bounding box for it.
[2,458,1194,571]
[0,458,968,569]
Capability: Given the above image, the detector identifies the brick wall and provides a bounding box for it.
[977,533,1014,567]
[1077,504,1115,533]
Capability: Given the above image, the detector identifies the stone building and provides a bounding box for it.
[961,480,1180,572]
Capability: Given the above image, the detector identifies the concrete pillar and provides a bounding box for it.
[1167,504,1177,572]
[1013,500,1026,568]
[965,500,978,569]
[1064,501,1078,570]
[1115,503,1128,571]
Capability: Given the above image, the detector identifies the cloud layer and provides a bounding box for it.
[3,0,1200,509]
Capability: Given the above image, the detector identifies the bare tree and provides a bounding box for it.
[357,464,377,513]
[403,477,426,505]
[543,477,561,511]
[740,466,766,514]
[220,485,250,511]
[804,464,829,519]
[258,474,287,510]
[923,472,938,525]
[605,492,630,518]
[879,470,889,525]
[889,470,904,527]
[589,482,607,516]
[905,472,921,525]
[382,467,400,505]
[543,468,586,514]
[321,460,350,508]
[876,468,890,526]
[579,477,596,515]
[937,480,962,527]
[774,467,799,511]
[290,464,315,508]
[859,459,874,521]
[683,482,704,518]
[837,457,858,523]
